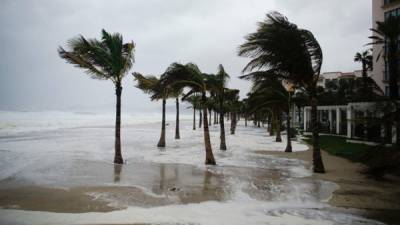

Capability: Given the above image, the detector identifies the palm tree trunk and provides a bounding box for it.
[219,112,227,151]
[193,106,196,130]
[245,116,247,127]
[214,111,217,125]
[297,106,302,129]
[157,97,166,147]
[219,96,227,150]
[209,109,212,126]
[275,111,282,142]
[285,110,292,152]
[230,112,236,134]
[269,114,274,136]
[175,97,180,139]
[114,84,123,164]
[202,93,216,165]
[285,93,292,152]
[310,95,325,173]
[113,164,122,183]
[199,109,202,128]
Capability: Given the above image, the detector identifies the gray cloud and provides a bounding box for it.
[0,0,371,112]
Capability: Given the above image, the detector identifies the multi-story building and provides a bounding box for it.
[317,70,365,88]
[371,0,400,96]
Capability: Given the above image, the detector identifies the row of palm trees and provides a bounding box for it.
[57,11,398,173]
[236,11,400,172]
[57,13,324,172]
[133,63,240,163]
[237,12,326,173]
[58,31,241,165]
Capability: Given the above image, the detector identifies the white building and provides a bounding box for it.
[317,70,364,88]
[371,0,400,96]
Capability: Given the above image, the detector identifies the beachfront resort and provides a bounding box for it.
[0,0,399,225]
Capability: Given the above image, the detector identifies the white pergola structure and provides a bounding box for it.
[303,102,397,144]
[303,105,347,135]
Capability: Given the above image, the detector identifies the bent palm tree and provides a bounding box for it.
[162,63,216,165]
[246,77,288,143]
[238,12,325,172]
[58,29,135,164]
[133,73,168,147]
[216,65,230,150]
[174,95,181,139]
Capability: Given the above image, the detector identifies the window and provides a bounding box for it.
[384,8,400,19]
[384,0,400,6]
[385,86,400,96]
[383,7,400,87]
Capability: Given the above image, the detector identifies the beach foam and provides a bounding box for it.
[0,111,384,225]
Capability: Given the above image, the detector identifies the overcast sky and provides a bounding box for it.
[0,0,372,112]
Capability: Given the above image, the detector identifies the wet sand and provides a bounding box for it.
[255,148,400,224]
[0,118,391,225]
[0,162,230,213]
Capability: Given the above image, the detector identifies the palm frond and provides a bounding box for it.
[58,29,135,85]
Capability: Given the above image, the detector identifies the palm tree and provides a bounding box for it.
[225,89,240,135]
[185,95,201,130]
[240,98,250,127]
[216,65,230,150]
[171,88,183,139]
[292,91,308,129]
[203,67,231,150]
[133,73,168,147]
[354,50,373,93]
[199,107,203,128]
[238,12,325,173]
[369,15,400,99]
[161,63,216,165]
[245,77,288,143]
[174,95,181,139]
[58,29,134,164]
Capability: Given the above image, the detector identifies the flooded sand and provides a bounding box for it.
[0,162,231,212]
[0,159,332,213]
[0,112,389,224]
[256,148,400,225]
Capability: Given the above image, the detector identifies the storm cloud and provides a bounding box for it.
[0,0,372,112]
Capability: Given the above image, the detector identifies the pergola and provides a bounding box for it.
[303,102,397,144]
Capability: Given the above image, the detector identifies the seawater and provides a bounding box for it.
[0,111,384,225]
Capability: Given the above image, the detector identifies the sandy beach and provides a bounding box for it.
[0,112,396,225]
